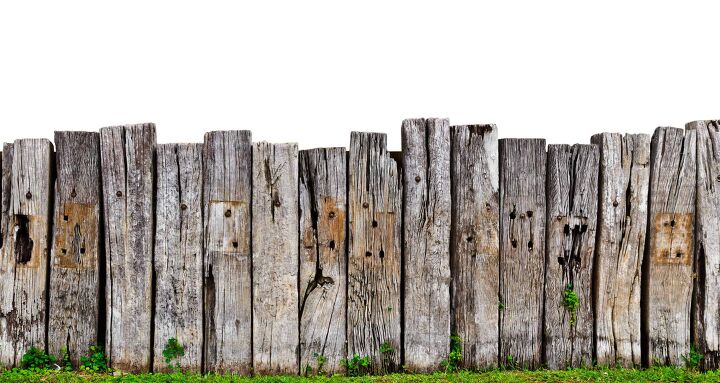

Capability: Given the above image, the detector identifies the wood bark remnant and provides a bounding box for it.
[153,144,203,372]
[348,132,402,373]
[544,144,598,369]
[298,148,347,375]
[691,120,720,370]
[202,131,252,374]
[0,139,53,367]
[49,132,101,367]
[591,133,649,368]
[498,138,546,369]
[450,124,499,369]
[645,126,696,367]
[252,142,299,375]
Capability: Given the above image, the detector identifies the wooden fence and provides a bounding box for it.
[0,119,718,373]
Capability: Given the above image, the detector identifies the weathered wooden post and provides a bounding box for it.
[298,148,347,375]
[348,132,402,373]
[498,138,546,369]
[591,133,649,367]
[153,144,203,372]
[202,131,252,373]
[252,142,299,375]
[0,139,53,367]
[100,123,155,372]
[691,120,720,370]
[645,126,696,367]
[49,132,101,366]
[543,144,598,369]
[450,124,499,369]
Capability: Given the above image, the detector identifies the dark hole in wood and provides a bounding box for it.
[485,203,491,211]
[61,248,67,255]
[232,241,238,248]
[557,257,565,266]
[526,211,533,218]
[670,220,676,227]
[511,239,518,248]
[415,175,421,182]
[80,247,86,254]
[180,203,187,211]
[466,236,473,242]
[563,224,570,235]
[225,209,232,217]
[527,240,533,251]
[116,191,122,197]
[328,211,336,219]
[71,189,77,198]
[363,202,369,208]
[613,200,619,207]
[372,220,378,228]
[379,250,385,258]
[365,251,372,257]
[25,191,32,199]
[574,255,581,265]
[581,224,588,233]
[13,215,33,264]
[63,215,69,221]
[676,252,682,258]
[328,240,336,249]
[509,211,516,219]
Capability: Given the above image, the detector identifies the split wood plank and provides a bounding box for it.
[298,148,347,375]
[348,132,402,373]
[252,142,299,375]
[202,131,253,374]
[100,124,156,372]
[153,144,204,372]
[48,132,101,367]
[498,138,546,369]
[450,124,499,369]
[645,126,696,367]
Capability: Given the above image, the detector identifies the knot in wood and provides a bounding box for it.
[180,203,187,211]
[25,191,32,199]
[274,200,281,207]
[224,209,232,217]
[414,175,421,182]
[362,202,369,208]
[70,189,77,198]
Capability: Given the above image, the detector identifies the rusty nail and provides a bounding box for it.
[414,175,421,182]
[362,202,369,208]
[116,191,123,197]
[329,211,336,219]
[70,189,77,198]
[224,209,231,217]
[180,203,187,211]
[25,191,32,199]
[612,200,619,207]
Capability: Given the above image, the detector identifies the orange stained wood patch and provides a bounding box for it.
[207,200,249,254]
[651,212,693,265]
[53,203,98,269]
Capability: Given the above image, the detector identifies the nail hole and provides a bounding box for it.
[414,175,421,182]
[509,211,516,219]
[676,252,682,258]
[527,240,533,250]
[328,240,336,250]
[25,192,32,199]
[363,202,369,208]
[63,215,69,221]
[372,220,378,228]
[80,247,86,254]
[379,250,385,258]
[670,220,676,227]
[328,211,336,219]
[180,203,187,211]
[70,189,77,198]
[225,209,231,217]
[526,211,533,218]
[365,251,372,257]
[613,200,619,207]
[232,241,238,248]
[466,236,473,242]
[511,239,518,248]
[116,191,122,197]
[61,248,67,255]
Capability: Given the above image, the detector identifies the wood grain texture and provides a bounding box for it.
[100,124,156,372]
[691,120,720,370]
[348,132,402,373]
[498,138,546,369]
[544,144,598,369]
[0,139,53,367]
[153,144,203,372]
[252,142,299,375]
[202,131,252,374]
[449,124,499,369]
[591,133,649,368]
[298,148,347,375]
[402,118,451,372]
[49,132,101,366]
[645,126,696,367]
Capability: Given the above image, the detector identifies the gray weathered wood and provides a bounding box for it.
[202,131,252,374]
[0,139,53,367]
[645,126,696,367]
[252,142,299,375]
[298,148,347,375]
[348,132,402,373]
[498,138,546,369]
[48,132,101,367]
[449,124,499,369]
[691,120,720,370]
[153,144,203,372]
[100,124,155,372]
[544,144,598,369]
[402,118,451,372]
[592,133,649,368]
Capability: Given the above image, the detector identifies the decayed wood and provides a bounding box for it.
[449,124,499,369]
[402,118,451,372]
[544,144,598,369]
[100,124,156,372]
[298,148,347,375]
[153,144,203,372]
[592,133,649,368]
[0,140,53,367]
[252,142,299,375]
[691,120,720,370]
[645,126,696,367]
[498,138,546,369]
[348,132,402,373]
[202,131,252,373]
[48,132,101,367]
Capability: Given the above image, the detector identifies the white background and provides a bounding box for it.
[1,1,719,150]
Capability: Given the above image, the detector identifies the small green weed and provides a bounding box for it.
[79,345,109,372]
[681,344,704,370]
[20,347,56,370]
[59,347,73,371]
[563,283,579,326]
[162,338,185,371]
[440,334,462,372]
[342,354,371,376]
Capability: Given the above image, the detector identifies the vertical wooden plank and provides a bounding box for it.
[298,148,347,375]
[252,142,299,375]
[48,132,101,366]
[692,120,720,370]
[592,133,649,367]
[100,124,156,372]
[450,124,499,369]
[0,139,53,367]
[402,118,451,372]
[202,131,252,373]
[348,132,402,373]
[498,138,546,369]
[543,144,598,368]
[645,126,696,367]
[153,144,203,372]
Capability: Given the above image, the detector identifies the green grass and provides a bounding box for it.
[0,368,718,383]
